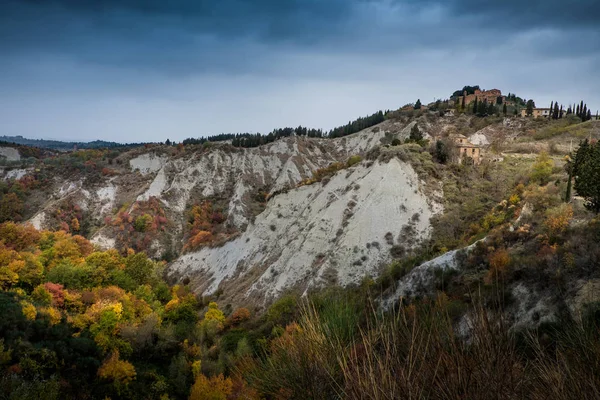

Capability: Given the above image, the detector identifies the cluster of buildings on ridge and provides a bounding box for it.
[404,87,600,166]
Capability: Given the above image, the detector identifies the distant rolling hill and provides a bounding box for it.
[0,135,143,151]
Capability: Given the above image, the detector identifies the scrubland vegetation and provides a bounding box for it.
[1,95,600,399]
[3,139,600,399]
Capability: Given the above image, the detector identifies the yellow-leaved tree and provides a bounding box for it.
[98,351,136,387]
[189,373,232,400]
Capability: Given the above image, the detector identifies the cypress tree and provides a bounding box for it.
[461,95,466,110]
[526,100,535,116]
[583,104,588,121]
[559,105,563,119]
[565,156,573,202]
[567,106,572,115]
[587,110,592,122]
[473,97,478,115]
[550,101,554,116]
[503,103,507,116]
[576,104,581,117]
[553,102,559,119]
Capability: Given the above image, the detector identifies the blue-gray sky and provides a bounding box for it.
[1,0,599,142]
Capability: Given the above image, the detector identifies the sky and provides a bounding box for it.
[1,0,599,143]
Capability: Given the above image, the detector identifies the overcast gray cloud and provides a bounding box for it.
[0,0,598,142]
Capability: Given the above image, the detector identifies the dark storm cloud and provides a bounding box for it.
[2,0,599,75]
[0,0,598,142]
[0,0,355,49]
[419,0,600,29]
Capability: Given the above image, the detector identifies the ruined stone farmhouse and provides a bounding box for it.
[458,89,505,107]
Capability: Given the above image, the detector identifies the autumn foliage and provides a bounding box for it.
[184,201,231,251]
[107,197,170,253]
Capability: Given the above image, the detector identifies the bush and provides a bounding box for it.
[346,155,362,167]
[133,214,152,232]
[530,152,554,185]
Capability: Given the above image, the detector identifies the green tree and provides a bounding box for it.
[472,97,478,115]
[409,124,423,142]
[574,140,600,213]
[503,103,507,116]
[530,152,554,185]
[564,156,573,203]
[435,140,449,164]
[414,99,422,110]
[124,253,155,286]
[526,100,535,116]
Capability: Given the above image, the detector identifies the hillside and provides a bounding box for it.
[4,106,600,399]
[2,110,600,314]
[0,135,139,151]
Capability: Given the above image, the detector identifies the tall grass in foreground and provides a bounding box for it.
[242,293,600,399]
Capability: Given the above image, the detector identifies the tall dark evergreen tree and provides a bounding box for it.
[503,103,507,116]
[553,102,559,119]
[587,110,593,122]
[565,156,573,202]
[576,104,581,117]
[559,105,563,119]
[472,97,478,115]
[487,101,495,115]
[567,106,572,115]
[461,95,466,110]
[526,100,535,116]
[574,139,600,213]
[409,124,423,142]
[414,99,422,110]
[550,101,554,115]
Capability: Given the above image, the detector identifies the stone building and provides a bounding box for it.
[520,108,552,118]
[450,134,482,165]
[458,89,505,107]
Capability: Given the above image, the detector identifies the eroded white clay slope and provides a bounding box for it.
[169,158,440,302]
